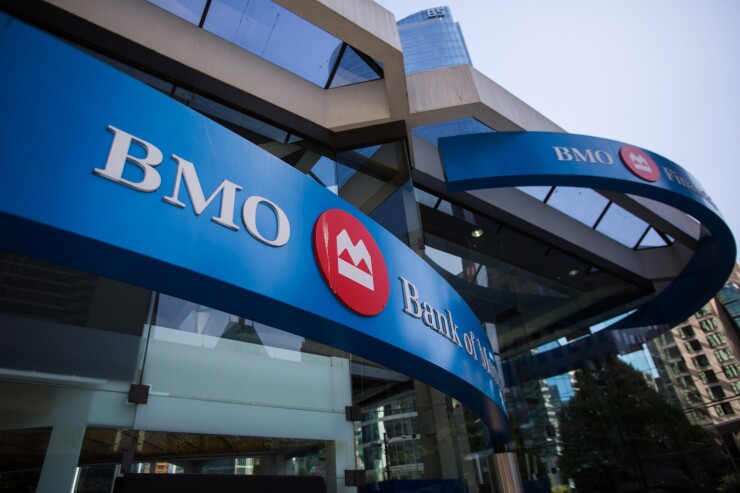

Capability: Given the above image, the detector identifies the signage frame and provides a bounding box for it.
[0,14,509,439]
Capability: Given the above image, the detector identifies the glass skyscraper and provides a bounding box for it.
[399,8,492,145]
[397,6,471,74]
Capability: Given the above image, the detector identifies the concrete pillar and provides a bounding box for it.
[37,424,86,493]
[325,439,357,493]
[33,388,96,493]
[489,452,524,493]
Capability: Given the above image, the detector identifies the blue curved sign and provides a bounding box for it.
[0,15,509,437]
[439,132,736,333]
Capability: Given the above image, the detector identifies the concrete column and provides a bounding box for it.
[489,452,524,493]
[325,439,357,493]
[37,424,86,493]
[32,388,96,493]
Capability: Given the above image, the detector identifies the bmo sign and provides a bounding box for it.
[0,14,510,440]
[552,143,661,182]
[619,145,661,182]
[94,126,291,246]
[313,209,389,316]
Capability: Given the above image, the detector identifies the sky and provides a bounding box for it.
[376,0,740,260]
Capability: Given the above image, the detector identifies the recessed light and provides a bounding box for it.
[568,269,579,276]
[471,229,484,238]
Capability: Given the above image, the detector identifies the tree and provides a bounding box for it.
[717,474,740,493]
[551,486,572,493]
[558,358,730,492]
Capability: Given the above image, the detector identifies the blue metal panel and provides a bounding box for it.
[439,132,736,337]
[0,14,508,438]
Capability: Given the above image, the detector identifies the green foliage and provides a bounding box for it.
[558,358,730,493]
[717,473,740,493]
[551,485,571,493]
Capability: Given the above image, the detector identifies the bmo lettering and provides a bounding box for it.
[400,277,500,381]
[93,125,290,246]
[401,276,462,348]
[553,147,614,165]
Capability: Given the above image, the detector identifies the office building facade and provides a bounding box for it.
[648,265,740,428]
[0,2,736,492]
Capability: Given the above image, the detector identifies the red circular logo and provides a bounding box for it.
[313,209,389,316]
[619,145,660,182]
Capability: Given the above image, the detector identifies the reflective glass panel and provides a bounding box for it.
[425,245,463,277]
[412,118,493,146]
[148,0,207,25]
[413,188,440,209]
[397,12,472,74]
[636,227,669,249]
[204,0,340,86]
[0,252,149,387]
[329,45,382,88]
[414,188,650,355]
[545,187,609,228]
[189,92,289,143]
[595,203,650,248]
[150,0,381,88]
[310,156,338,193]
[517,186,551,201]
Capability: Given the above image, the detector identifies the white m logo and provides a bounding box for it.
[629,152,652,172]
[336,229,374,291]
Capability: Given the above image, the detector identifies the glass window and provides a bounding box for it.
[700,318,718,332]
[715,348,734,363]
[707,385,725,400]
[723,364,740,379]
[0,252,149,384]
[188,92,289,143]
[636,227,670,249]
[147,0,381,88]
[670,360,689,374]
[708,386,726,401]
[162,80,416,245]
[335,142,415,246]
[203,0,341,87]
[677,325,695,339]
[518,186,552,201]
[415,188,649,353]
[699,370,718,384]
[715,403,734,416]
[658,333,674,346]
[545,187,609,228]
[148,0,207,25]
[309,156,339,192]
[717,284,740,330]
[677,376,693,388]
[695,305,712,318]
[684,340,701,353]
[411,118,493,146]
[664,346,681,360]
[693,354,710,368]
[414,188,440,209]
[707,333,726,348]
[731,381,740,395]
[328,45,383,88]
[594,202,650,248]
[685,390,702,403]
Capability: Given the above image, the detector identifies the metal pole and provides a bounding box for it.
[383,433,391,481]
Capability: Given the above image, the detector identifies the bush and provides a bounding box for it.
[717,474,740,493]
